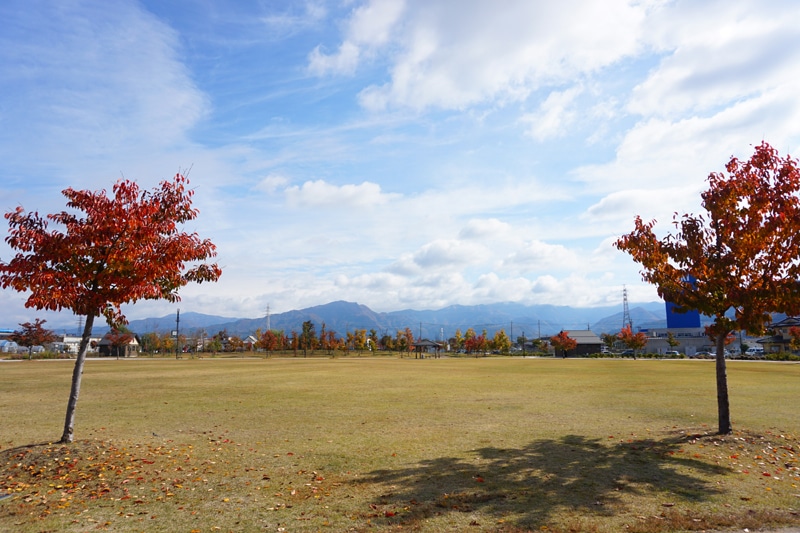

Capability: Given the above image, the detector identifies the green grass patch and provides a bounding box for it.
[1,357,799,532]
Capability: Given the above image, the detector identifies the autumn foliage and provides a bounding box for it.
[9,318,58,358]
[615,141,800,433]
[617,326,648,356]
[550,331,577,357]
[1,175,220,326]
[0,174,221,442]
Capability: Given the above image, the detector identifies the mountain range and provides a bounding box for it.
[108,300,673,340]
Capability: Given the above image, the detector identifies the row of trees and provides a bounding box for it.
[133,322,549,357]
[10,317,708,360]
[252,323,553,356]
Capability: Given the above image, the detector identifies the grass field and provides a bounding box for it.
[1,356,799,532]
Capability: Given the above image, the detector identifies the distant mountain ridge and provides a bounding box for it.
[117,300,670,339]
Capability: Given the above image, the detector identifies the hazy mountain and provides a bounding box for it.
[118,300,669,340]
[123,312,238,334]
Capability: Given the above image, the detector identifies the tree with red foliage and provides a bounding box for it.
[616,142,800,434]
[260,330,282,357]
[788,326,800,352]
[465,332,487,357]
[617,325,648,359]
[0,175,221,443]
[550,331,577,358]
[102,328,136,359]
[10,318,58,359]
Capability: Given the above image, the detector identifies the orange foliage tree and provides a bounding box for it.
[550,331,577,358]
[103,328,136,358]
[788,326,800,352]
[617,326,648,358]
[615,142,800,434]
[0,175,221,442]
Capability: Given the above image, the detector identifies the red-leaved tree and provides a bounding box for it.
[550,331,577,358]
[10,318,58,359]
[617,326,648,359]
[789,326,800,352]
[0,175,221,443]
[103,328,135,359]
[615,142,800,434]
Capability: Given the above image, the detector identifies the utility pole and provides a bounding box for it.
[266,303,271,332]
[175,308,180,360]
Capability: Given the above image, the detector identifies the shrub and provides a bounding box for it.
[10,350,72,360]
[765,352,800,361]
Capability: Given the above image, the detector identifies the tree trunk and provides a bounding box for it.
[60,314,95,444]
[715,333,732,434]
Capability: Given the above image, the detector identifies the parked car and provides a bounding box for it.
[665,350,680,356]
[745,347,764,357]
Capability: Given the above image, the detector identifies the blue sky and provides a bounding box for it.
[2,0,800,328]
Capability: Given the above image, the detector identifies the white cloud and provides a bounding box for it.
[342,0,650,111]
[458,218,513,240]
[631,1,800,118]
[0,1,207,183]
[348,0,406,47]
[254,174,290,193]
[575,83,800,197]
[262,1,327,37]
[309,41,362,76]
[386,239,485,276]
[412,239,486,269]
[521,86,583,141]
[284,179,401,208]
[502,241,577,274]
[307,0,405,76]
[582,187,701,225]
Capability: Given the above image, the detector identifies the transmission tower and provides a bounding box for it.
[622,285,633,330]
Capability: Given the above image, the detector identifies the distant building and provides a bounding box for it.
[562,330,602,356]
[642,290,706,355]
[665,301,701,329]
[97,333,139,357]
[53,335,101,355]
[759,316,800,354]
[640,326,709,355]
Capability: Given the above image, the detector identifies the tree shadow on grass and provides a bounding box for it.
[353,434,730,530]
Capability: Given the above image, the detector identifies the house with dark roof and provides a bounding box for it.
[759,316,800,354]
[97,332,140,357]
[562,330,602,356]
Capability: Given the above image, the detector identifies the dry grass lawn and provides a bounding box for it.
[1,356,799,532]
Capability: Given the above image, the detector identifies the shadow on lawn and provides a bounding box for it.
[354,434,730,530]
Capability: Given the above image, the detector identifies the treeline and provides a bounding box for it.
[136,320,549,356]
